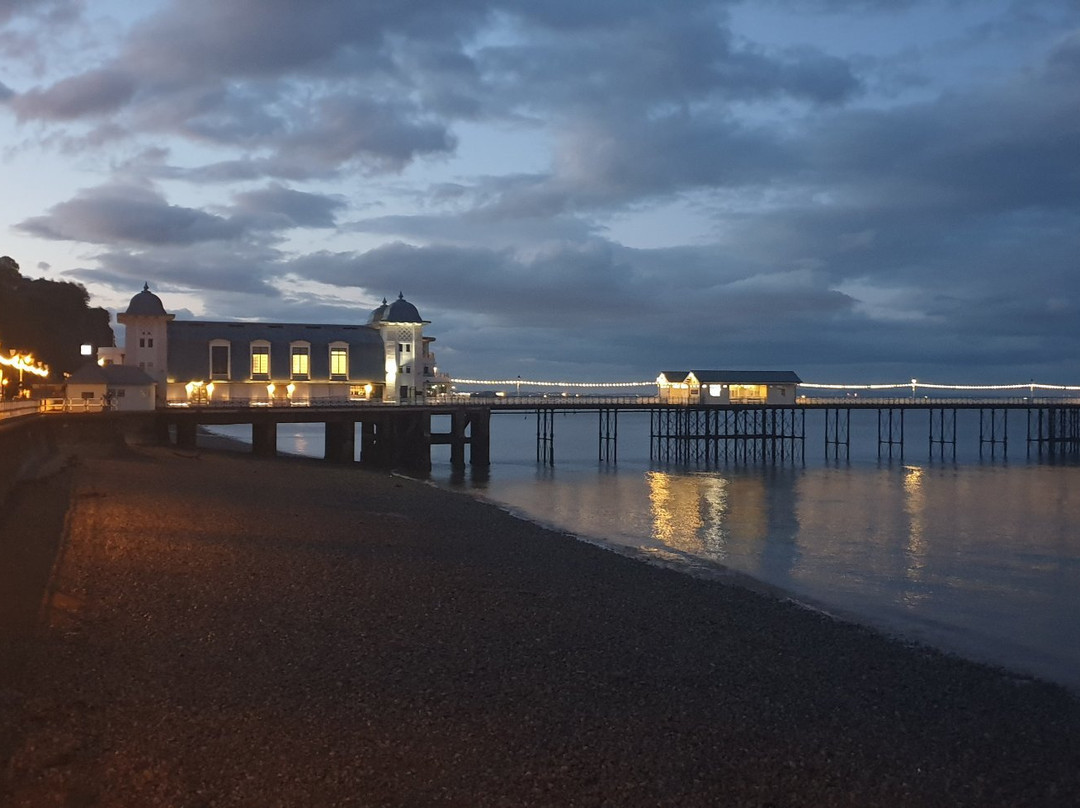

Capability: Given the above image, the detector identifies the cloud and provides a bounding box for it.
[16,184,247,246]
[232,184,346,229]
[66,243,285,298]
[10,69,136,120]
[3,0,858,183]
[0,0,81,26]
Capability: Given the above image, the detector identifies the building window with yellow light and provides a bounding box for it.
[329,343,348,380]
[290,342,310,380]
[251,342,270,380]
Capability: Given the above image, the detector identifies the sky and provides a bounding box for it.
[1,0,1079,386]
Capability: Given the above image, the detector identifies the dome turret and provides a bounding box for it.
[124,283,168,316]
[368,292,427,325]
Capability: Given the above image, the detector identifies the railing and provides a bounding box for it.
[0,399,44,421]
[0,397,110,420]
[797,396,1080,406]
[165,396,383,408]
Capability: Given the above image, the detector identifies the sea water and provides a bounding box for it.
[208,408,1080,692]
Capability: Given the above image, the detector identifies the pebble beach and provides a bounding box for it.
[2,434,1080,807]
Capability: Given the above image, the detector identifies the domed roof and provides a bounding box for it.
[368,292,425,324]
[125,283,168,316]
[367,298,390,325]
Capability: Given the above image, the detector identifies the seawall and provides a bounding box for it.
[0,413,158,507]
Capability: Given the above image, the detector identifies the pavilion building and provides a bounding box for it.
[103,285,450,406]
[656,370,802,405]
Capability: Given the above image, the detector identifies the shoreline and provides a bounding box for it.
[3,436,1079,805]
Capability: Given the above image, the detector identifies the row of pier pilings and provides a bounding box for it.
[649,407,806,464]
[825,404,1080,461]
[532,403,1080,466]
[163,407,491,473]
[159,401,1080,471]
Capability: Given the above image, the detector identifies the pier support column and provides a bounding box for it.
[394,411,431,473]
[175,420,197,450]
[450,410,469,469]
[470,408,490,467]
[252,422,277,457]
[324,421,355,464]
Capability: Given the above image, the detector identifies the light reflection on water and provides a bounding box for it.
[208,417,1080,691]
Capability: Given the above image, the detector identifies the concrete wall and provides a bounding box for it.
[0,413,158,507]
[0,416,61,508]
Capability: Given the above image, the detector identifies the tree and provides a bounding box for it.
[0,256,115,384]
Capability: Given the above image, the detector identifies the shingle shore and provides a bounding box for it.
[2,439,1079,807]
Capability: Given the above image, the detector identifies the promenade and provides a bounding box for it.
[2,434,1079,806]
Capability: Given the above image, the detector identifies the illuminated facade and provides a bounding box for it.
[108,286,449,406]
[657,371,801,405]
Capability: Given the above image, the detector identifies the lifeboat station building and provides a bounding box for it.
[657,370,802,405]
[102,285,449,406]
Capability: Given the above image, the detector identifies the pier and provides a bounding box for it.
[160,403,492,473]
[5,396,1080,474]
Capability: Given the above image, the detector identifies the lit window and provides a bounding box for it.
[251,344,270,379]
[329,344,348,379]
[290,344,310,379]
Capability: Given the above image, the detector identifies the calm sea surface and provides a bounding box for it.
[209,407,1080,692]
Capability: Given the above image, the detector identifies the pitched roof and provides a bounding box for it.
[658,371,691,383]
[67,363,156,386]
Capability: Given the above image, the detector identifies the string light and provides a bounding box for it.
[799,382,1080,391]
[452,378,654,388]
[0,349,50,378]
[452,378,1080,391]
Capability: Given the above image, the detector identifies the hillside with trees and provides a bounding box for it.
[0,256,114,385]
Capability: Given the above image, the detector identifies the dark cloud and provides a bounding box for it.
[477,13,860,115]
[11,69,136,120]
[232,184,346,229]
[17,185,247,246]
[14,182,351,247]
[4,0,858,181]
[66,243,285,298]
[0,0,81,25]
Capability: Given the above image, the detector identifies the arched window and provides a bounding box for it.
[290,341,311,380]
[329,341,348,380]
[209,339,231,380]
[250,340,270,380]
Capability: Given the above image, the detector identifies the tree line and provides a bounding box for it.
[0,256,114,389]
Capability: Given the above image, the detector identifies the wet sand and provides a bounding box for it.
[2,436,1079,807]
